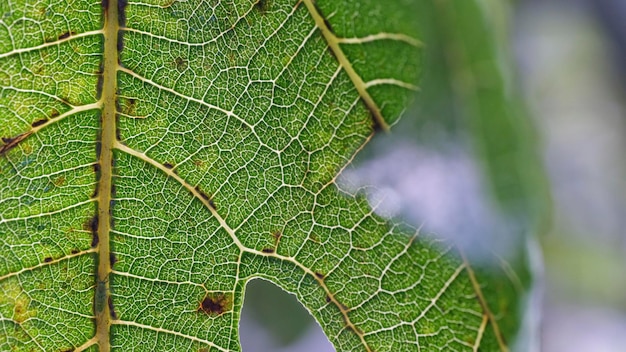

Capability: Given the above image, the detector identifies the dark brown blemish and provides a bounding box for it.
[92,163,100,173]
[86,215,99,247]
[272,230,282,241]
[109,252,117,266]
[370,108,384,133]
[195,185,216,208]
[58,31,75,40]
[90,232,99,248]
[96,74,104,99]
[31,119,48,128]
[262,248,274,254]
[163,162,173,169]
[71,249,79,254]
[44,257,53,263]
[115,124,122,141]
[118,0,128,27]
[195,185,209,200]
[120,98,137,115]
[325,295,331,303]
[174,57,188,71]
[312,1,335,35]
[102,0,109,11]
[0,132,32,156]
[198,293,232,316]
[116,30,124,53]
[108,296,117,319]
[315,272,325,280]
[50,109,60,118]
[254,0,271,14]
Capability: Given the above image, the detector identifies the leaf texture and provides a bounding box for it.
[0,0,524,351]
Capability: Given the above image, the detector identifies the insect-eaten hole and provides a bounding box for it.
[239,278,334,349]
[198,292,233,317]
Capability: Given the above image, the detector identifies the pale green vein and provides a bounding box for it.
[0,248,96,282]
[336,32,423,47]
[112,320,230,352]
[0,30,104,59]
[302,0,389,132]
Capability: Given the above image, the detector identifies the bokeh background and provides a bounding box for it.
[239,0,626,351]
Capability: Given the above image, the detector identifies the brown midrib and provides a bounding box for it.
[95,0,119,350]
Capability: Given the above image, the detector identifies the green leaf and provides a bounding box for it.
[0,0,527,351]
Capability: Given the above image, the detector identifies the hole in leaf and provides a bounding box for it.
[240,279,334,351]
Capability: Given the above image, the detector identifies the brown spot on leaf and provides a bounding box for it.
[44,257,52,263]
[0,132,32,156]
[315,272,325,280]
[115,124,122,141]
[109,252,117,266]
[121,98,137,115]
[118,0,128,27]
[96,74,104,99]
[58,31,75,40]
[254,0,271,14]
[195,186,216,210]
[95,140,102,159]
[90,187,99,199]
[262,248,274,254]
[198,293,232,316]
[195,186,209,200]
[31,119,48,128]
[174,57,188,71]
[50,109,60,118]
[325,295,331,303]
[163,162,173,169]
[86,215,99,247]
[71,249,79,254]
[92,163,100,173]
[108,296,117,319]
[52,176,65,187]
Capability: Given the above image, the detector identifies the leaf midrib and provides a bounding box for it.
[95,0,119,350]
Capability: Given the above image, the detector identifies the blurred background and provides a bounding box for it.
[239,0,626,351]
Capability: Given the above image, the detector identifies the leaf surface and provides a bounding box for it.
[0,0,524,351]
